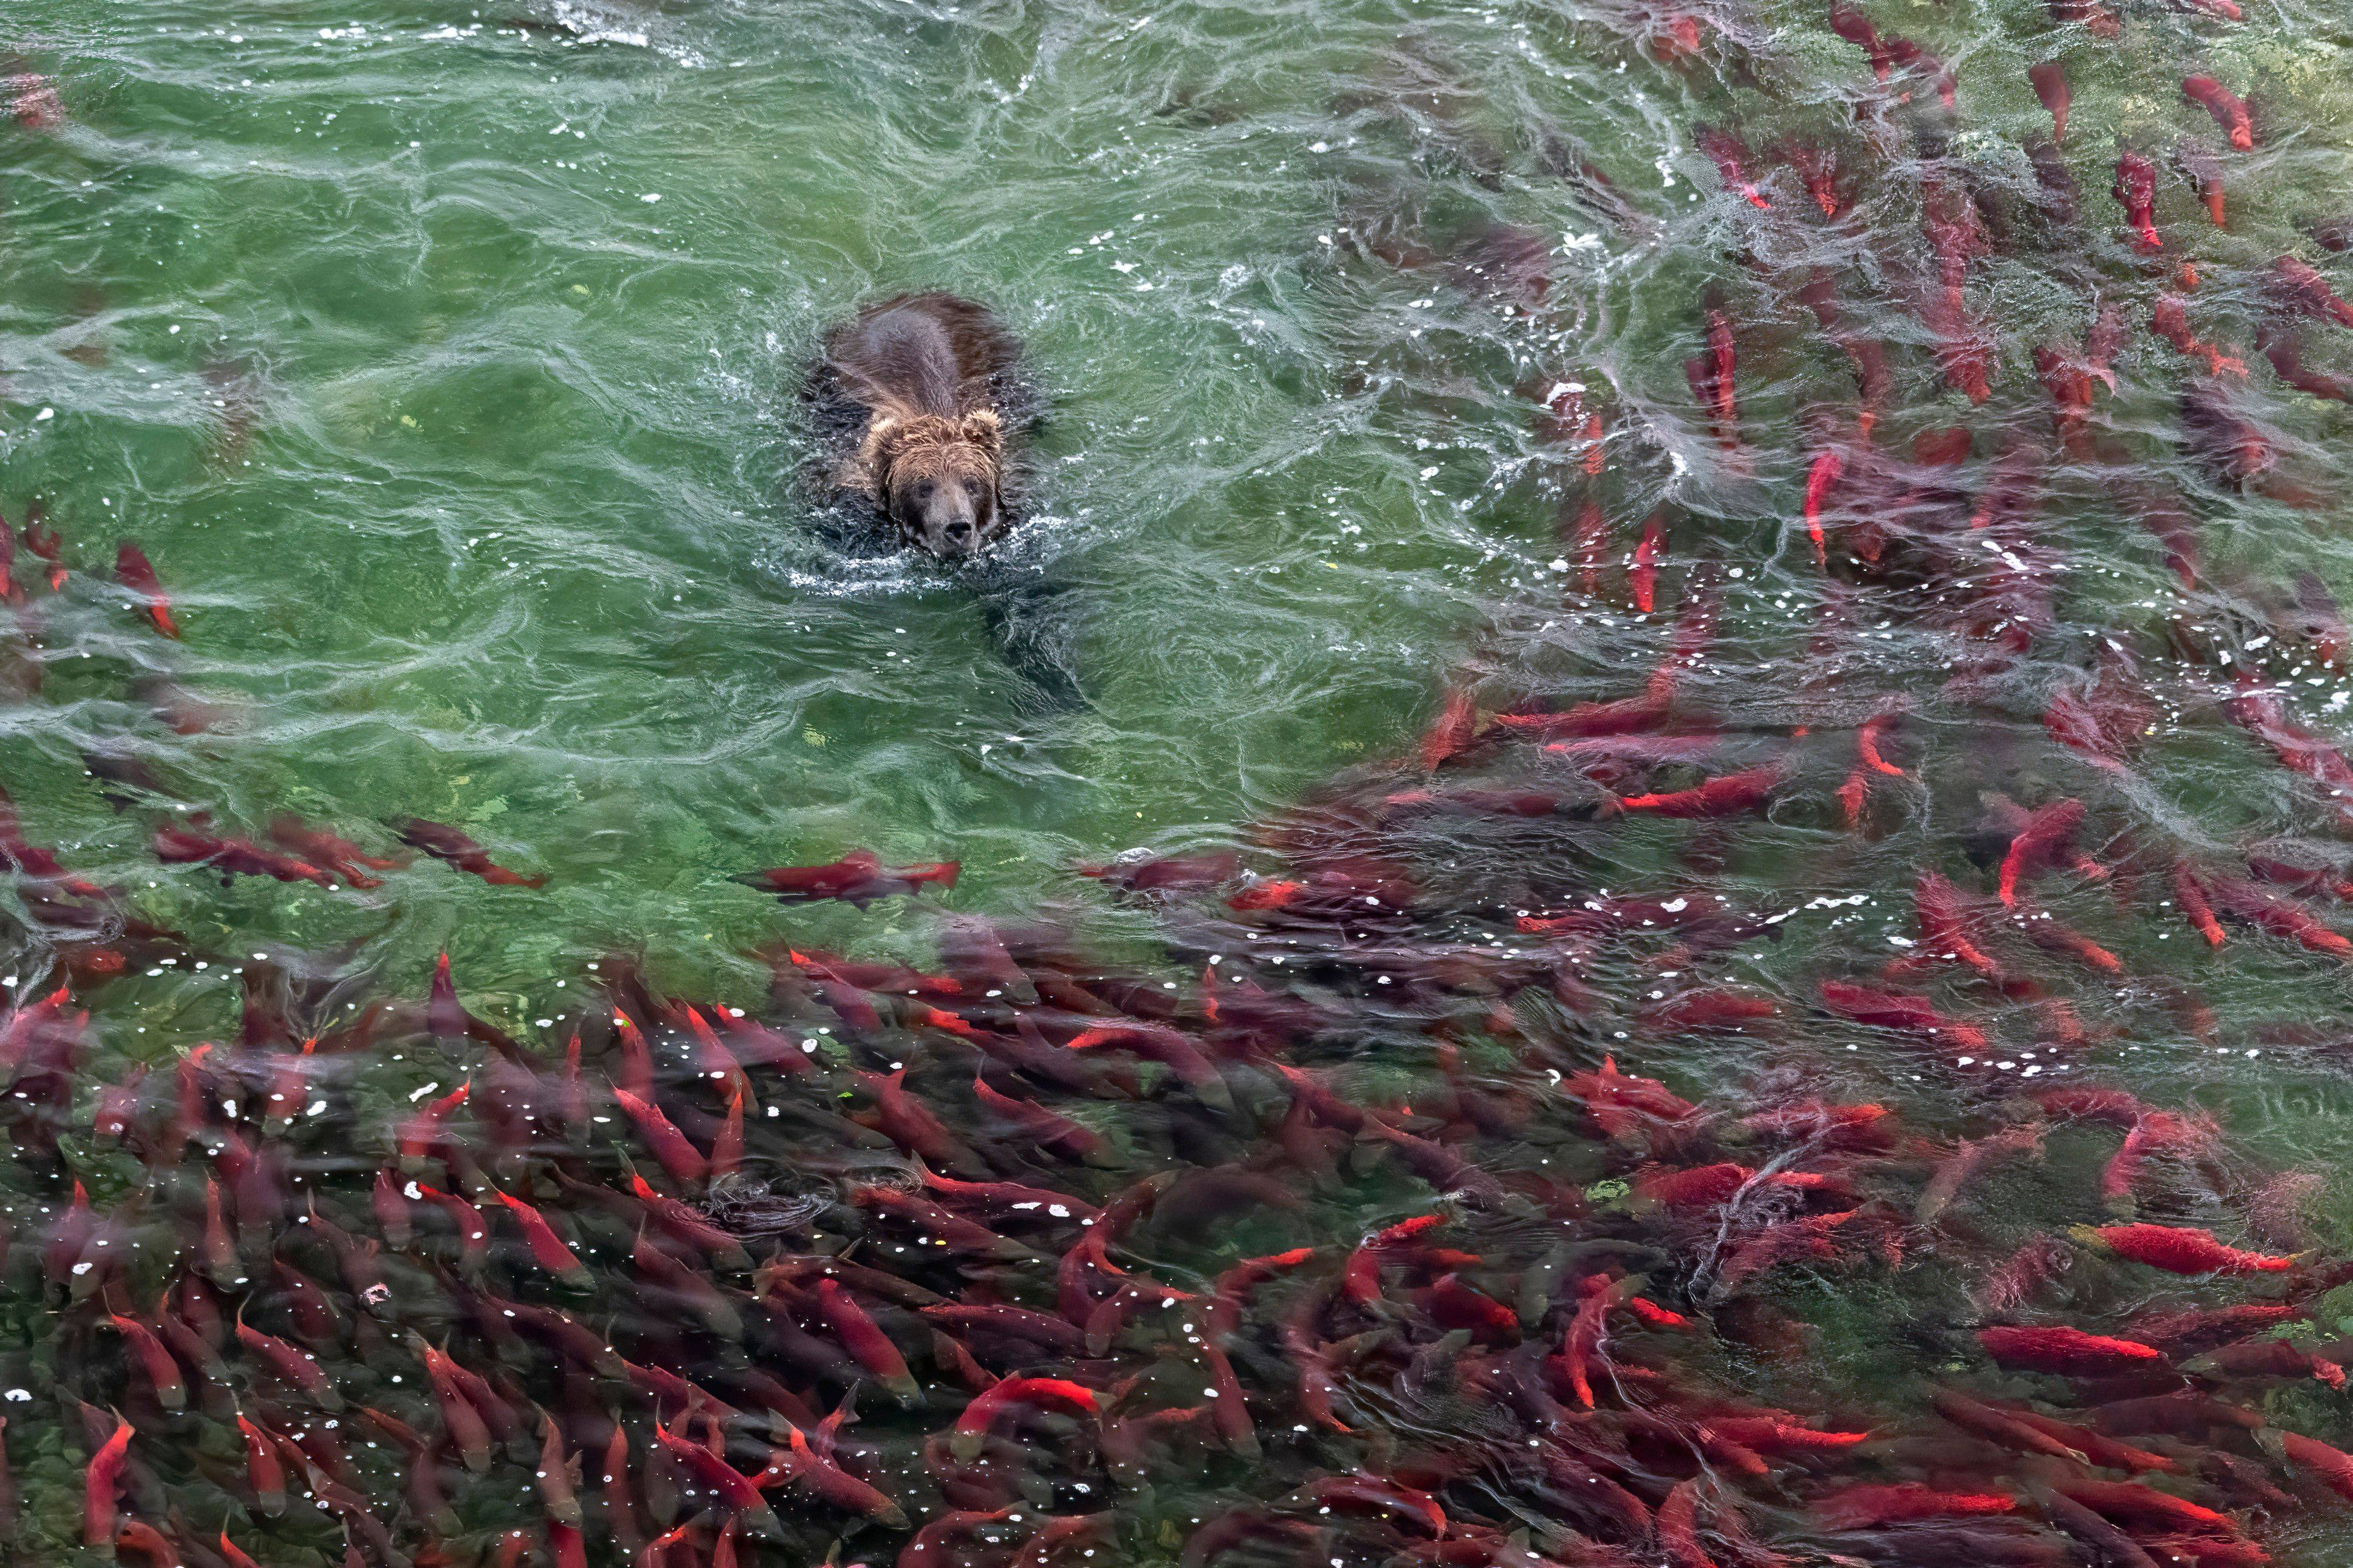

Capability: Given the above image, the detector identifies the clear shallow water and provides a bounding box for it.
[0,0,1620,999]
[10,0,2353,1562]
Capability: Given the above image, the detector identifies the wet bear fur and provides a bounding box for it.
[803,293,1081,712]
[807,291,1036,559]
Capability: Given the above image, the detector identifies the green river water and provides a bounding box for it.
[0,0,1580,1004]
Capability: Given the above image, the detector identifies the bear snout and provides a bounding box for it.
[934,493,979,552]
[896,475,993,557]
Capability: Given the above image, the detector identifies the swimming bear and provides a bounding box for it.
[810,291,1032,559]
[804,293,1083,712]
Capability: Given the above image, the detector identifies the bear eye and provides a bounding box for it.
[916,481,935,499]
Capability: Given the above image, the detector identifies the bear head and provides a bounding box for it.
[868,410,1006,558]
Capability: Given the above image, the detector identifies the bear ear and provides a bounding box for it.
[830,453,880,496]
[860,416,907,489]
[959,409,1003,458]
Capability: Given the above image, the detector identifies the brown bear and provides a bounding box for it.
[807,292,1033,559]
